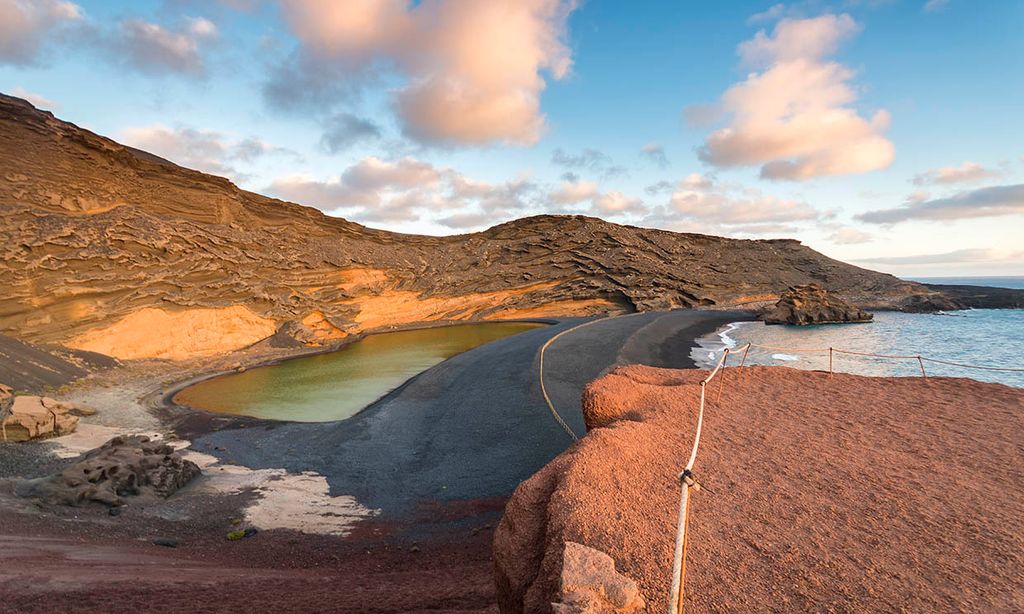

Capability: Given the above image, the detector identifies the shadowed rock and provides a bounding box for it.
[17,435,201,506]
[762,283,872,325]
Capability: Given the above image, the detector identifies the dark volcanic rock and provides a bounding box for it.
[763,284,873,325]
[898,292,965,313]
[16,435,201,506]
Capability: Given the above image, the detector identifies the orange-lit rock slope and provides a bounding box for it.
[0,93,964,359]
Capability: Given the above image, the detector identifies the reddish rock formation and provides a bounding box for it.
[0,393,82,442]
[494,366,1024,613]
[762,283,872,325]
[0,93,976,361]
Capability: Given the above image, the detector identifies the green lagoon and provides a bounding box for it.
[173,322,544,422]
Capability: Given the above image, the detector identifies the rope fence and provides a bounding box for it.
[667,341,1023,613]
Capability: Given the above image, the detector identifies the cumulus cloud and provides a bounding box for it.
[857,183,1024,224]
[270,0,577,146]
[640,143,669,168]
[120,124,296,179]
[593,191,644,215]
[110,16,218,75]
[828,227,872,244]
[643,173,824,236]
[267,156,539,227]
[695,14,894,180]
[545,179,644,218]
[319,112,384,153]
[0,0,82,65]
[549,179,599,204]
[11,86,59,109]
[911,161,1001,186]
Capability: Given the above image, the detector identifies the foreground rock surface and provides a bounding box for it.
[762,283,873,325]
[0,391,83,442]
[494,366,1024,613]
[17,435,201,506]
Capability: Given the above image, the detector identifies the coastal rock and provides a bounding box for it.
[762,283,872,325]
[552,542,645,613]
[0,395,79,442]
[17,435,201,506]
[898,292,965,313]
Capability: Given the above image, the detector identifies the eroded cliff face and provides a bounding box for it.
[0,94,937,360]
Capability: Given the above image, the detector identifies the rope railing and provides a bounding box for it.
[667,341,1022,612]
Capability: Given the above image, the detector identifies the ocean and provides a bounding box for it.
[692,277,1024,388]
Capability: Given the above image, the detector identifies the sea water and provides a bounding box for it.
[692,307,1024,388]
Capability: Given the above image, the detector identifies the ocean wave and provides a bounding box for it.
[771,353,799,362]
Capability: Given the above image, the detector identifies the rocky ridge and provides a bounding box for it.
[0,93,1013,361]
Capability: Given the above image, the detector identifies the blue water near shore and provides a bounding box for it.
[692,309,1024,388]
[910,275,1024,289]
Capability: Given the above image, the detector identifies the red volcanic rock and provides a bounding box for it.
[494,366,1024,613]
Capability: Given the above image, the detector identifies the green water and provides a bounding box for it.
[172,322,545,422]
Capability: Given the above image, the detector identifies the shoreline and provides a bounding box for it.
[690,308,1024,387]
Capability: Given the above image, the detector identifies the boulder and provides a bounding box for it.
[552,542,645,613]
[762,283,872,325]
[17,435,201,506]
[1,395,79,442]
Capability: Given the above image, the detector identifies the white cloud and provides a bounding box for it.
[11,86,59,109]
[0,0,82,65]
[272,0,578,146]
[266,156,538,228]
[911,161,1001,186]
[855,248,1022,266]
[828,227,872,244]
[110,16,218,75]
[593,191,644,214]
[549,179,599,204]
[696,14,894,180]
[747,3,786,25]
[857,183,1024,224]
[643,174,825,236]
[120,124,295,179]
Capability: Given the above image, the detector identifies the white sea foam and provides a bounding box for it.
[771,353,799,362]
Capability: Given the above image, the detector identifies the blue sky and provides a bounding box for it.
[2,0,1022,277]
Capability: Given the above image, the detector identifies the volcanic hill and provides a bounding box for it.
[0,93,990,361]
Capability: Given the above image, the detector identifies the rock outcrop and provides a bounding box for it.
[17,435,201,506]
[0,93,988,361]
[494,366,1024,613]
[0,393,83,442]
[762,283,873,325]
[552,542,645,613]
